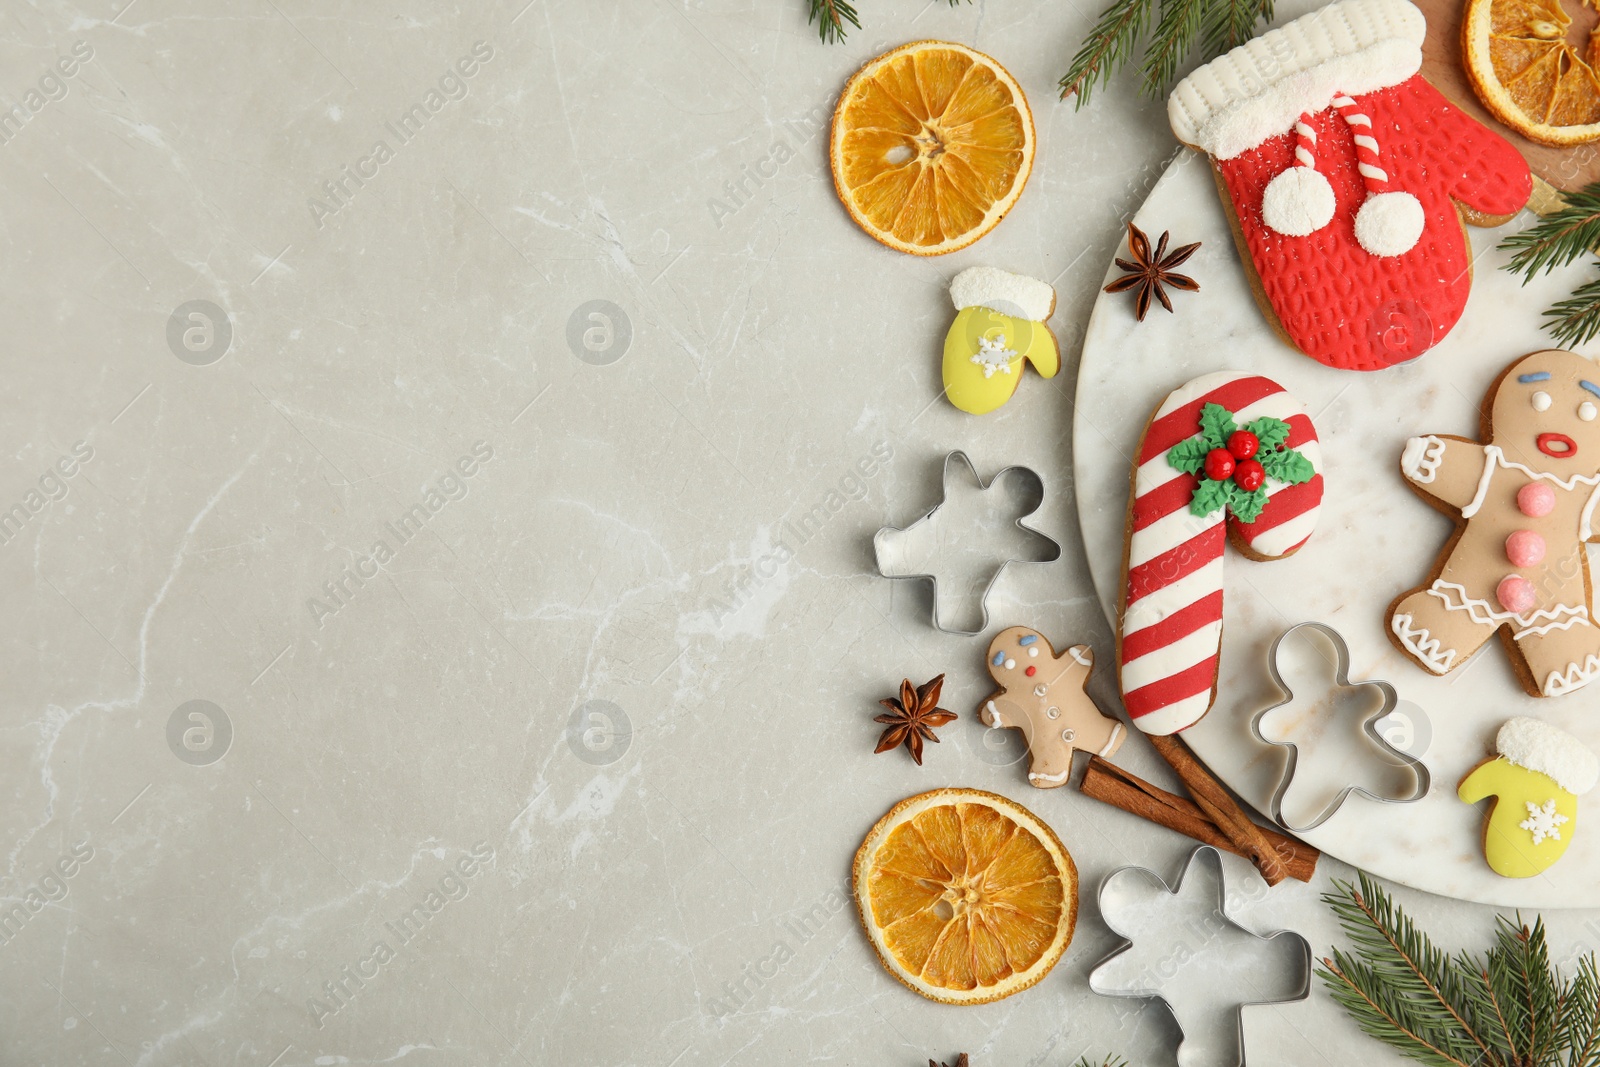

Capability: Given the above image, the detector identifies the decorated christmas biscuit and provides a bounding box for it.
[1168,0,1531,371]
[1459,717,1598,878]
[942,267,1058,414]
[1389,350,1600,697]
[978,627,1125,788]
[1119,373,1324,735]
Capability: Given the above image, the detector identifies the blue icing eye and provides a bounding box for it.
[1018,634,1037,646]
[992,651,1006,666]
[1519,372,1552,383]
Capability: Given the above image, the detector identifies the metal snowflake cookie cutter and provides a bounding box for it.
[872,451,1061,635]
[1249,622,1431,834]
[1089,846,1311,1067]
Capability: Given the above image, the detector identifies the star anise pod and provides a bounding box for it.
[1104,220,1200,321]
[930,1056,970,1067]
[874,675,956,765]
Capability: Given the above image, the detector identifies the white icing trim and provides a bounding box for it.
[1426,579,1589,635]
[949,266,1055,322]
[1098,723,1124,757]
[1069,646,1093,666]
[983,700,1005,728]
[1168,0,1425,159]
[1496,716,1599,793]
[1391,612,1455,673]
[1400,434,1444,483]
[1462,446,1600,521]
[1546,655,1600,698]
[1029,768,1071,785]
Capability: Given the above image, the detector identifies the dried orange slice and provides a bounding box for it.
[852,788,1076,1004]
[1465,0,1600,145]
[829,40,1035,256]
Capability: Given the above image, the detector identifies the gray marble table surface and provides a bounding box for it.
[3,1,1588,1064]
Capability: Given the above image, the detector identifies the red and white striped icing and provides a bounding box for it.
[1118,372,1325,736]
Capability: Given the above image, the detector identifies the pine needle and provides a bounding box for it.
[1539,271,1600,348]
[806,0,969,44]
[1060,0,1153,105]
[1200,0,1272,56]
[1139,0,1205,97]
[1320,872,1600,1067]
[808,0,860,43]
[1500,182,1600,282]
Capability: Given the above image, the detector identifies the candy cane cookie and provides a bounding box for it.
[1118,372,1325,735]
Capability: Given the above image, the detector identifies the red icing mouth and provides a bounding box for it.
[1538,433,1578,458]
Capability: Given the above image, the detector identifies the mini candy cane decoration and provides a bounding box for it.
[1118,372,1325,735]
[1332,91,1425,257]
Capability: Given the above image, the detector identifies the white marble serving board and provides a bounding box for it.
[1074,149,1600,908]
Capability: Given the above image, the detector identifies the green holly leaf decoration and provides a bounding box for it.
[1188,477,1231,518]
[1260,447,1315,485]
[1198,403,1236,449]
[1228,484,1270,523]
[1166,437,1208,475]
[1245,416,1291,454]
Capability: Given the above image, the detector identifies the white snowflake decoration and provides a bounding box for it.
[969,334,1018,379]
[1520,798,1568,845]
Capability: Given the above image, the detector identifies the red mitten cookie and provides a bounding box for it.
[1169,0,1531,372]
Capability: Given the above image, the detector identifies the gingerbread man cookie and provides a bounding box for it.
[978,627,1126,787]
[1390,350,1600,697]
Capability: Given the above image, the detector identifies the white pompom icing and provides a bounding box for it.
[1496,716,1600,795]
[949,266,1055,322]
[1262,167,1336,237]
[1354,190,1424,257]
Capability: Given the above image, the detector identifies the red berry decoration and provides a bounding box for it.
[1233,459,1265,492]
[1204,448,1236,481]
[1227,430,1259,460]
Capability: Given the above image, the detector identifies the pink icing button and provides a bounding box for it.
[1518,482,1556,517]
[1497,574,1537,615]
[1506,529,1547,568]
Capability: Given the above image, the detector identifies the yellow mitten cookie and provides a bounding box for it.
[941,267,1058,415]
[1458,717,1597,878]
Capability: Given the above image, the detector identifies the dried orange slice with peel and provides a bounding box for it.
[1465,0,1600,145]
[829,40,1035,256]
[853,788,1076,1004]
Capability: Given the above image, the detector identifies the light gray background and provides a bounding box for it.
[3,1,1589,1065]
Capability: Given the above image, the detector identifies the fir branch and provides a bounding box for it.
[1073,1058,1129,1067]
[808,0,860,43]
[1200,0,1272,56]
[1500,182,1600,282]
[806,0,969,44]
[1320,874,1495,1067]
[1139,0,1205,98]
[1564,955,1600,1067]
[1543,271,1600,348]
[1059,0,1152,106]
[1319,952,1478,1067]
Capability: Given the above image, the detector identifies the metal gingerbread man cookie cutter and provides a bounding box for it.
[872,451,1061,635]
[1090,846,1311,1067]
[1249,622,1431,834]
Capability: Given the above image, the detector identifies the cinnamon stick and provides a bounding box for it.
[1146,733,1295,885]
[1079,756,1318,882]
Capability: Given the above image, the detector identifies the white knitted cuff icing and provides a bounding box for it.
[1168,0,1425,159]
[949,266,1055,322]
[1497,716,1600,795]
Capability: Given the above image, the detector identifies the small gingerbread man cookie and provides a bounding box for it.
[1389,350,1600,697]
[978,627,1126,788]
